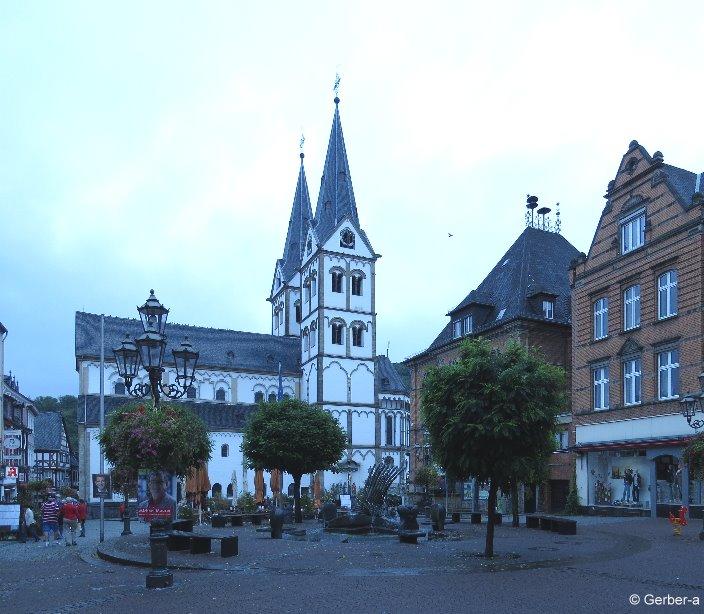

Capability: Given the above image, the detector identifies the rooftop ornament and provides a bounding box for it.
[113,290,199,408]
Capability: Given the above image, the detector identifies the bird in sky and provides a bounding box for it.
[448,233,454,238]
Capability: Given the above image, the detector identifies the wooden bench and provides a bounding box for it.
[167,530,238,557]
[242,513,268,526]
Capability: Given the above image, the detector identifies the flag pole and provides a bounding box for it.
[99,314,105,543]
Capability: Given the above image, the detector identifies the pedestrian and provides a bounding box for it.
[57,499,65,539]
[25,506,39,542]
[62,498,79,546]
[41,495,60,546]
[78,498,88,537]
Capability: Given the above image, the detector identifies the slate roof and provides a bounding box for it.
[75,312,300,375]
[34,412,65,451]
[277,155,314,285]
[313,99,361,245]
[78,394,258,430]
[418,226,581,356]
[375,356,409,395]
[661,164,703,208]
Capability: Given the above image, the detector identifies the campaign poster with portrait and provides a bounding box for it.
[92,473,112,499]
[137,470,177,522]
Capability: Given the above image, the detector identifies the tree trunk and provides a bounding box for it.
[293,474,302,524]
[472,478,480,512]
[511,481,519,528]
[485,480,498,558]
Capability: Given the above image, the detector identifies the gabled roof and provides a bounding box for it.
[277,154,314,286]
[419,226,581,355]
[313,98,360,245]
[375,356,409,395]
[34,412,65,451]
[660,163,702,208]
[75,312,300,375]
[77,394,257,431]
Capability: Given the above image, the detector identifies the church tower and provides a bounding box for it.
[269,152,313,337]
[299,96,380,489]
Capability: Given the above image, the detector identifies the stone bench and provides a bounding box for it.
[470,513,482,524]
[398,530,425,544]
[167,530,238,557]
[526,515,577,535]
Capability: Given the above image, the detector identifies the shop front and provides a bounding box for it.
[575,435,701,518]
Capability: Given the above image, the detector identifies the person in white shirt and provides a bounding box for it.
[24,507,39,542]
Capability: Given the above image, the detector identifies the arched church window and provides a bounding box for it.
[311,274,317,296]
[351,274,363,296]
[283,393,290,399]
[212,483,222,497]
[352,325,363,347]
[254,391,264,403]
[385,415,394,446]
[221,444,229,458]
[332,322,344,345]
[278,307,283,325]
[268,392,277,402]
[215,388,226,402]
[331,271,343,293]
[114,381,126,395]
[187,385,197,399]
[295,301,302,324]
[304,281,311,304]
[311,321,317,347]
[303,329,310,351]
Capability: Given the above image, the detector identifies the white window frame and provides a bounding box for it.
[658,349,680,400]
[311,275,317,296]
[593,365,609,410]
[621,209,646,254]
[658,270,678,320]
[623,285,641,331]
[542,300,554,320]
[623,358,642,406]
[452,320,462,339]
[593,298,608,340]
[463,315,473,335]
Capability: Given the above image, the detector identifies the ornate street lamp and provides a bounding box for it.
[113,290,199,408]
[111,290,200,589]
[680,372,704,540]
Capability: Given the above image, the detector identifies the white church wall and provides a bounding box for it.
[349,363,375,404]
[323,255,347,310]
[322,224,373,260]
[350,409,375,446]
[322,361,347,402]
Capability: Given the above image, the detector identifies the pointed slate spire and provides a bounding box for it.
[314,97,360,243]
[279,152,314,284]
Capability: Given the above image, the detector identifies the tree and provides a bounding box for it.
[99,401,211,477]
[564,469,581,516]
[421,338,565,557]
[242,399,347,523]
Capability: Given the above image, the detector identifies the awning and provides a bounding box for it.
[572,434,695,452]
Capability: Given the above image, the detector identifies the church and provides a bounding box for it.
[75,97,411,511]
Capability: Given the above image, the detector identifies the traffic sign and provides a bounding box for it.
[6,466,18,479]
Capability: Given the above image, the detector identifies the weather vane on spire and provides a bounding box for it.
[333,73,341,97]
[299,133,305,151]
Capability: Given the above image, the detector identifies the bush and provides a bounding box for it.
[236,492,257,513]
[208,495,231,512]
[564,470,581,515]
[59,486,79,499]
[321,482,344,504]
[299,494,316,518]
[177,504,195,521]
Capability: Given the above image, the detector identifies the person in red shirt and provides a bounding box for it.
[62,499,80,546]
[77,499,88,537]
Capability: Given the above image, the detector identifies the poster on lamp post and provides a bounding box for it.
[92,473,112,499]
[137,470,177,522]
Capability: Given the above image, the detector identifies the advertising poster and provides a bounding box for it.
[137,470,177,522]
[92,473,112,499]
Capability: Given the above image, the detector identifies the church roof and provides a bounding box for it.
[418,226,581,356]
[375,355,409,395]
[78,394,257,430]
[34,412,66,451]
[75,312,300,375]
[278,154,314,285]
[313,98,361,245]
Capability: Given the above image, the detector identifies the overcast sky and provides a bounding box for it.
[1,2,702,398]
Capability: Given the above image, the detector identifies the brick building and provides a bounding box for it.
[405,208,581,512]
[570,141,703,518]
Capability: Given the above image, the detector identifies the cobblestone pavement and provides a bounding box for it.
[2,517,704,613]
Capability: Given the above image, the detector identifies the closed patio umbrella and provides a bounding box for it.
[270,469,282,502]
[230,470,238,503]
[313,471,322,508]
[254,468,265,505]
[186,462,211,507]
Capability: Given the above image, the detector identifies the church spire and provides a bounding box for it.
[313,96,360,243]
[279,151,313,284]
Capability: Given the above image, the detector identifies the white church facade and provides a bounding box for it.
[75,97,410,510]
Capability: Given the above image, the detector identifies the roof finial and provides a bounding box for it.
[333,72,341,104]
[555,202,561,234]
[299,133,305,160]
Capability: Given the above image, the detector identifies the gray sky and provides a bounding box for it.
[1,2,702,398]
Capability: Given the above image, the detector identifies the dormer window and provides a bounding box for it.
[340,228,355,249]
[452,320,462,339]
[621,209,645,254]
[496,308,506,321]
[542,300,554,320]
[463,315,473,335]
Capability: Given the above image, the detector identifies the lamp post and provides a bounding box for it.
[112,290,200,589]
[680,372,704,540]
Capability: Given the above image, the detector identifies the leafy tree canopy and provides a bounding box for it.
[99,401,211,477]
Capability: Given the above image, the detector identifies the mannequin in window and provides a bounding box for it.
[632,470,640,503]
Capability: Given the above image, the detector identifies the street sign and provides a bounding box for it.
[6,466,18,479]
